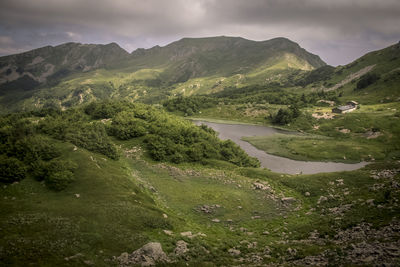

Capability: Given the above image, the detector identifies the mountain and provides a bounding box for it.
[127,36,325,83]
[0,36,325,112]
[295,41,400,104]
[0,42,128,85]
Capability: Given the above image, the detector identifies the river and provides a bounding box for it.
[194,120,368,174]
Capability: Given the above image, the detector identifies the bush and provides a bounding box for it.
[13,135,61,163]
[65,122,119,160]
[0,156,27,183]
[108,111,147,140]
[272,105,301,125]
[44,159,77,191]
[45,170,75,191]
[84,100,124,119]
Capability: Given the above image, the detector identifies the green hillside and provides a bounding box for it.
[1,38,400,266]
[0,36,325,112]
[1,100,399,266]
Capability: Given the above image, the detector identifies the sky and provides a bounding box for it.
[0,0,399,66]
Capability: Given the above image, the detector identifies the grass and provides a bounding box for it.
[243,133,386,163]
[0,141,168,266]
[1,134,400,265]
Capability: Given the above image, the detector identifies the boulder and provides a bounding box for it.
[174,240,189,256]
[116,242,169,266]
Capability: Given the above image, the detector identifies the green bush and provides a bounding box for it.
[84,100,124,119]
[65,122,119,160]
[44,159,77,191]
[13,135,61,163]
[0,156,27,183]
[108,111,147,140]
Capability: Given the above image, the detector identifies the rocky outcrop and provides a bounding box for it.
[116,242,169,266]
[174,240,189,256]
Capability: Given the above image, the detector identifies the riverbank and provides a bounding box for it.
[243,133,384,163]
[193,120,369,174]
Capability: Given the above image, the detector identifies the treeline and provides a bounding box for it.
[163,85,339,114]
[163,96,217,115]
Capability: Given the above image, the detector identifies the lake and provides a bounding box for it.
[194,120,368,174]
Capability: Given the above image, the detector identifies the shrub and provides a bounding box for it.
[109,111,147,140]
[44,159,77,191]
[13,135,61,163]
[45,170,75,191]
[0,156,27,183]
[66,122,119,160]
[84,100,124,119]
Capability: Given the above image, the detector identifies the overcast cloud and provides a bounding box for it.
[0,0,399,65]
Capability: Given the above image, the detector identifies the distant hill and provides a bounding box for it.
[296,42,400,104]
[0,36,325,112]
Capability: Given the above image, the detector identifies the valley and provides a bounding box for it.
[0,37,400,266]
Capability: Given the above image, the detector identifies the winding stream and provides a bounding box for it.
[194,121,368,174]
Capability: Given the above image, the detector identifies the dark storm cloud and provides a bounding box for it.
[0,0,399,65]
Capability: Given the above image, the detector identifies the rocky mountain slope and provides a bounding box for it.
[0,42,128,85]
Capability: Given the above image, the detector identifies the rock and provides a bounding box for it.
[162,213,168,218]
[305,192,310,196]
[65,253,84,261]
[317,196,328,204]
[73,146,78,151]
[366,199,375,206]
[163,230,173,236]
[198,204,221,214]
[252,182,270,191]
[174,240,189,256]
[247,242,257,249]
[262,231,270,235]
[116,242,169,266]
[228,248,241,256]
[75,194,80,198]
[281,197,296,203]
[180,231,192,237]
[263,246,271,255]
[336,179,344,186]
[179,231,205,239]
[211,218,220,223]
[251,215,261,219]
[287,247,297,256]
[149,186,157,193]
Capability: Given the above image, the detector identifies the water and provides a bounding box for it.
[194,121,368,174]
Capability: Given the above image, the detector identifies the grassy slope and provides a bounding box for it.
[2,136,399,265]
[0,50,314,112]
[244,133,385,163]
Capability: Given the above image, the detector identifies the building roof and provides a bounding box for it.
[335,105,355,111]
[347,100,358,105]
